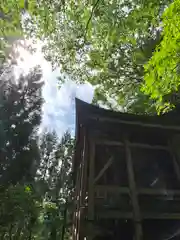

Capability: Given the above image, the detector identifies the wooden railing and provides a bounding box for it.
[94,185,180,220]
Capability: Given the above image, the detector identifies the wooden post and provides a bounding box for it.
[87,139,95,240]
[76,165,81,240]
[79,129,88,240]
[125,137,142,240]
[61,199,68,240]
[169,136,180,182]
[73,165,80,240]
[81,130,88,204]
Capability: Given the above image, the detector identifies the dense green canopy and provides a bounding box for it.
[1,1,180,238]
[0,64,74,239]
[2,0,178,113]
[143,0,180,112]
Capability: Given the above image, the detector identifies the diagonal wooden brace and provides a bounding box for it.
[94,156,113,184]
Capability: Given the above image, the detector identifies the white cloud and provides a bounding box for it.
[13,40,94,137]
[42,71,94,136]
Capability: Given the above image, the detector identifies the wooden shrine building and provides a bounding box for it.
[72,99,180,240]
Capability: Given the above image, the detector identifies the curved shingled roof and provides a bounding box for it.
[75,98,180,129]
[73,98,180,178]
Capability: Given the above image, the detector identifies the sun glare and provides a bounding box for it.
[13,39,48,79]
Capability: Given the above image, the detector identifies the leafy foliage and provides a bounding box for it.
[22,0,170,112]
[2,0,178,112]
[0,184,40,239]
[0,66,43,185]
[0,64,74,239]
[36,131,74,239]
[2,1,180,239]
[0,64,43,238]
[143,0,180,112]
[0,0,24,61]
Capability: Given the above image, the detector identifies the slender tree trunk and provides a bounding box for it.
[28,227,32,240]
[28,215,36,240]
[9,223,13,240]
[61,200,68,240]
[15,224,23,239]
[50,224,57,240]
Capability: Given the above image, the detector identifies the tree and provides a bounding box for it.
[143,0,180,112]
[0,48,75,239]
[21,0,171,112]
[0,129,74,240]
[1,0,175,112]
[0,64,44,239]
[0,183,41,239]
[0,46,75,239]
[0,0,23,62]
[0,66,43,185]
[36,131,74,240]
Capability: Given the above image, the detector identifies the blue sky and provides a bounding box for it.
[42,70,94,136]
[13,40,94,137]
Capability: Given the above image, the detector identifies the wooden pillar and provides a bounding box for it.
[73,164,80,240]
[77,165,82,240]
[87,139,95,240]
[79,129,88,240]
[81,130,88,204]
[72,171,78,240]
[125,137,142,240]
[169,136,180,182]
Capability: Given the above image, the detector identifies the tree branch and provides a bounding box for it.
[84,0,101,40]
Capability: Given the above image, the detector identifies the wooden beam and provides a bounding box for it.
[87,140,95,240]
[72,175,78,240]
[90,115,180,131]
[95,185,129,194]
[125,137,142,240]
[94,157,113,184]
[171,135,180,166]
[95,185,180,196]
[168,140,180,183]
[74,164,81,240]
[95,139,124,146]
[79,130,88,240]
[130,142,169,151]
[96,211,180,220]
[80,128,89,206]
[138,188,180,196]
[97,211,133,219]
[88,140,95,219]
[142,213,180,219]
[95,139,169,151]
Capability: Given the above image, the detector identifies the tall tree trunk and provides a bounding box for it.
[61,200,68,240]
[9,223,13,240]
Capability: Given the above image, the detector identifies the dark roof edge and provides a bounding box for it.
[75,98,180,129]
